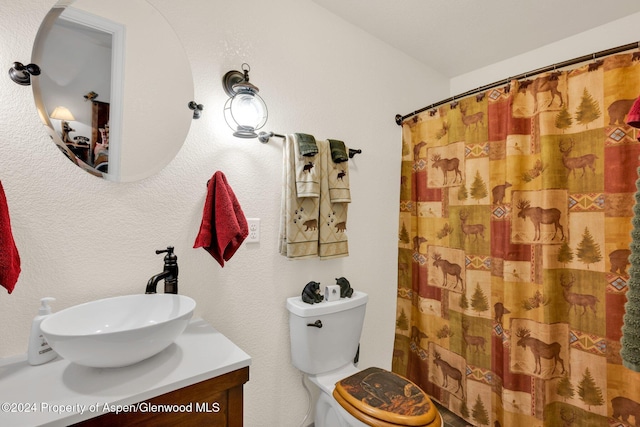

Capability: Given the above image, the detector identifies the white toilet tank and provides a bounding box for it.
[287,291,368,375]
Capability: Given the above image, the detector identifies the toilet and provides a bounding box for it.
[287,291,442,427]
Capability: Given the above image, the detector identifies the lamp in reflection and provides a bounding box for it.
[50,106,76,144]
[222,63,267,138]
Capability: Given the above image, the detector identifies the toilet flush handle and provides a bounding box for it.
[307,320,323,328]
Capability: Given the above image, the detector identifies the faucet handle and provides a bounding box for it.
[155,246,174,255]
[155,246,178,267]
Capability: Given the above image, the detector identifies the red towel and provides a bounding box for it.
[0,182,20,293]
[627,94,640,128]
[194,172,248,267]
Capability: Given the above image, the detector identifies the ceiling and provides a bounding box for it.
[311,0,640,78]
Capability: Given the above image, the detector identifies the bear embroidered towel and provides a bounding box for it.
[0,182,20,294]
[279,135,320,259]
[194,171,248,267]
[318,140,348,259]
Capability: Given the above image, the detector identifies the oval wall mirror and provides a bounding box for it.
[31,0,194,182]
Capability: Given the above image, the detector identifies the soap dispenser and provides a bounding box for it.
[27,297,57,365]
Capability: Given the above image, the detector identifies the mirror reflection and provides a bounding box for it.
[40,8,116,175]
[32,0,194,182]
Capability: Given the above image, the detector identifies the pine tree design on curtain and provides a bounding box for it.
[394,52,640,426]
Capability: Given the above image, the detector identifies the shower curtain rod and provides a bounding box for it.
[395,41,640,125]
[257,131,363,158]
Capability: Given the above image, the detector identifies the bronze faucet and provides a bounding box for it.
[145,246,178,294]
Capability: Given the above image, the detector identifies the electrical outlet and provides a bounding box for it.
[247,218,260,243]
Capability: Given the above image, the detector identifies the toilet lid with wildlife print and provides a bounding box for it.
[333,367,440,426]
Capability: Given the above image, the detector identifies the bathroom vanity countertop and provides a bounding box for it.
[0,318,251,427]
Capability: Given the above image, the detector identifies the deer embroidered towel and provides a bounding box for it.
[194,171,248,267]
[327,139,351,203]
[626,94,640,128]
[279,135,320,259]
[318,140,348,259]
[0,182,20,294]
[294,134,320,198]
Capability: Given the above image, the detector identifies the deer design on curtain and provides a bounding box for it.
[394,52,640,426]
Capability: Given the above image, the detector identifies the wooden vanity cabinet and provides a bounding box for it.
[73,366,249,427]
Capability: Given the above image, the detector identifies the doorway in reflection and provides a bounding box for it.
[37,6,121,178]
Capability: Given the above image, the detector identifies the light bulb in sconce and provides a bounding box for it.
[50,106,76,144]
[222,63,268,138]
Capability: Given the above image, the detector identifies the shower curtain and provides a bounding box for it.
[393,52,640,426]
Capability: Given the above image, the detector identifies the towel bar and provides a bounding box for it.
[257,131,362,158]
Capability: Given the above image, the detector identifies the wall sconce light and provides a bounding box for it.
[50,106,76,144]
[222,63,267,138]
[8,61,41,86]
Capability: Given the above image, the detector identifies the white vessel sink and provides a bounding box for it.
[40,294,196,368]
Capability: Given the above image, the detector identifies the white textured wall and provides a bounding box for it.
[0,1,446,425]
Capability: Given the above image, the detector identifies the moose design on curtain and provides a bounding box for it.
[394,52,640,426]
